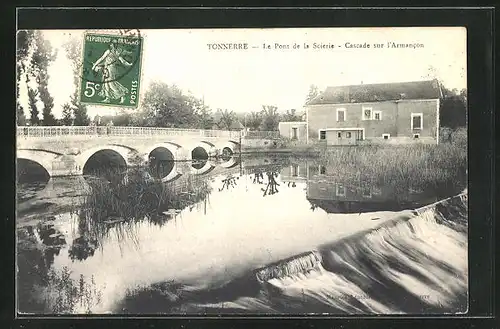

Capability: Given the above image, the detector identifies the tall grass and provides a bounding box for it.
[320,128,467,192]
[34,266,103,314]
[80,166,212,224]
[68,166,212,261]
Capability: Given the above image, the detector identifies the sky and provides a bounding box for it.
[18,27,467,119]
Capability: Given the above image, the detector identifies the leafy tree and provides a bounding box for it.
[141,82,199,127]
[30,31,58,126]
[63,37,90,126]
[214,109,236,130]
[281,108,302,122]
[16,63,27,125]
[423,67,467,130]
[305,84,319,104]
[27,89,40,125]
[16,30,34,126]
[194,101,214,129]
[259,105,280,131]
[60,103,74,125]
[440,86,467,129]
[98,111,134,126]
[245,111,263,131]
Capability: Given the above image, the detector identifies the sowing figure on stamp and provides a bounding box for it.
[92,43,133,104]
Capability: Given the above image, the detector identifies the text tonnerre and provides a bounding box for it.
[207,43,249,50]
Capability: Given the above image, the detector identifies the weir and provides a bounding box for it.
[252,192,468,290]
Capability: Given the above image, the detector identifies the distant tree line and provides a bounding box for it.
[83,81,306,131]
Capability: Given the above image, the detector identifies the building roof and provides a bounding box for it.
[229,120,245,130]
[306,79,442,106]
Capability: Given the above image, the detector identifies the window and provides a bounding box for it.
[336,108,346,122]
[382,133,390,140]
[337,132,342,138]
[319,165,326,175]
[291,127,298,140]
[319,130,326,140]
[362,188,372,198]
[411,113,423,130]
[362,107,373,120]
[413,133,420,139]
[291,164,299,177]
[373,110,382,120]
[336,184,346,196]
[346,132,352,138]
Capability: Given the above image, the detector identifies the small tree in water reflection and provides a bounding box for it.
[262,171,280,196]
[250,167,282,197]
[219,175,239,191]
[36,266,103,314]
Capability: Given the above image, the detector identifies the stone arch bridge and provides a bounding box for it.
[17,126,278,179]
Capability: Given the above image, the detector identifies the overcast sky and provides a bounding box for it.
[18,27,466,119]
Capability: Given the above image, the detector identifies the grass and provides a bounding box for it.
[319,127,467,192]
[79,166,212,223]
[68,166,212,261]
[34,266,103,314]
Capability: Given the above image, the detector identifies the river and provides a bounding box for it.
[16,154,468,315]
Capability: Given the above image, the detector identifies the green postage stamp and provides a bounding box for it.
[79,31,143,108]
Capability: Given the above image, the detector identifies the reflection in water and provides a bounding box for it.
[219,175,238,191]
[262,171,280,197]
[149,159,175,180]
[72,167,213,262]
[16,156,467,314]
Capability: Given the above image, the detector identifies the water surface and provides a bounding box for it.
[16,155,467,314]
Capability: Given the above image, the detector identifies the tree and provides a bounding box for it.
[16,62,27,125]
[194,102,214,129]
[281,108,302,122]
[245,111,263,131]
[27,89,40,125]
[214,109,236,130]
[440,86,467,129]
[260,105,280,131]
[60,103,74,126]
[63,37,90,126]
[305,84,319,104]
[31,31,58,126]
[16,30,34,126]
[141,82,199,127]
[422,66,467,130]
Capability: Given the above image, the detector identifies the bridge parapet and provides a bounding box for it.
[16,126,279,139]
[17,126,244,139]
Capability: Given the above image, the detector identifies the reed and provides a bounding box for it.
[320,128,467,191]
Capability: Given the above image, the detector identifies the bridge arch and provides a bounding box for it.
[76,145,137,176]
[220,156,240,169]
[191,160,216,175]
[219,140,240,156]
[17,149,62,178]
[191,141,216,160]
[144,142,182,182]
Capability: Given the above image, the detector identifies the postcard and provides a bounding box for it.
[16,27,468,315]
